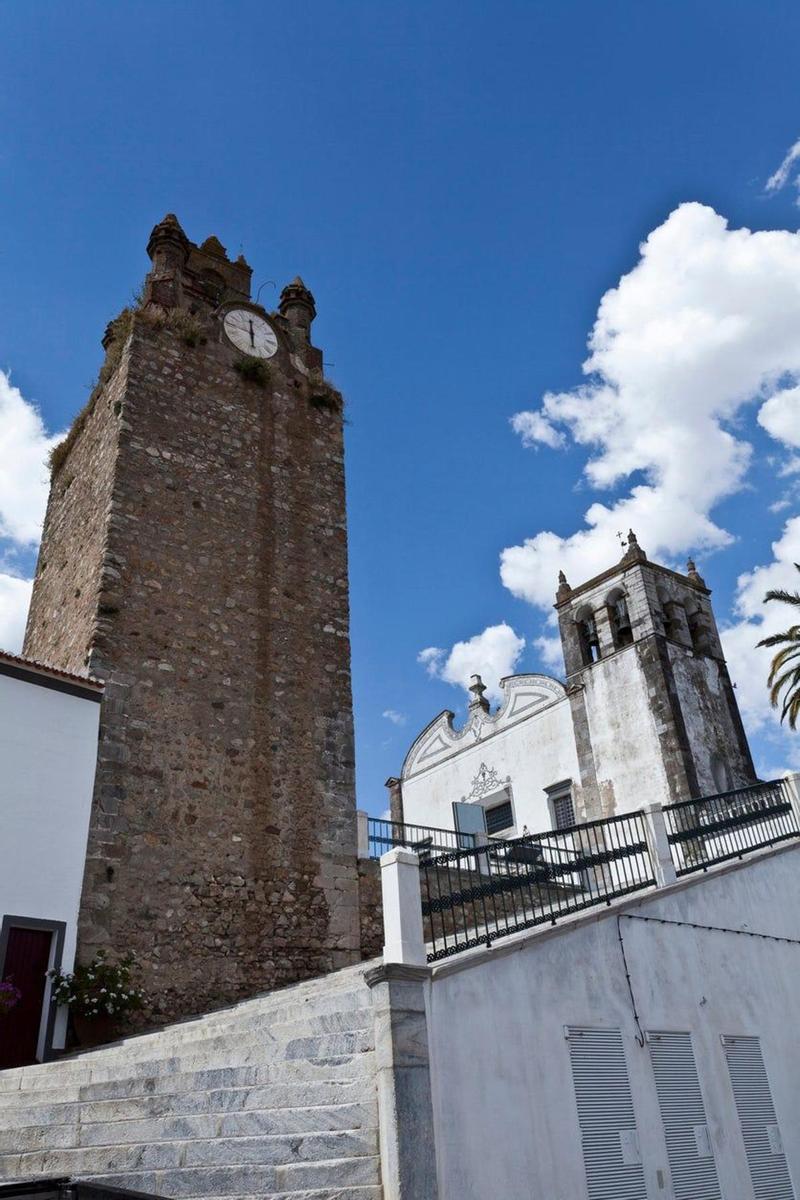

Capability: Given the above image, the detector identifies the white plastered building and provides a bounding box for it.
[0,651,102,1065]
[393,535,756,840]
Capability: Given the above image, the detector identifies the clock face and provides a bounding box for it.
[223,309,279,359]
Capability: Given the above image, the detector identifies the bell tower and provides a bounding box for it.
[24,215,360,1024]
[555,533,755,820]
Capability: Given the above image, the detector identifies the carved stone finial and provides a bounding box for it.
[621,529,647,564]
[556,570,572,604]
[279,277,317,340]
[146,213,190,263]
[686,557,707,589]
[468,673,490,714]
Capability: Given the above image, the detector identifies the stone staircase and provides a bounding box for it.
[0,960,382,1200]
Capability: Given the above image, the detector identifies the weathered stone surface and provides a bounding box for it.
[358,859,383,960]
[556,535,756,818]
[23,219,361,1025]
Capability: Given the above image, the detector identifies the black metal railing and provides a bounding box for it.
[419,810,655,962]
[367,816,475,860]
[664,778,798,876]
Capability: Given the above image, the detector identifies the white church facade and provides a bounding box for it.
[392,533,756,841]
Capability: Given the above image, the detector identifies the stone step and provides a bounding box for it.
[3,1079,374,1128]
[276,1156,382,1193]
[109,987,374,1053]
[0,1099,378,1153]
[71,1159,382,1197]
[121,962,373,1033]
[186,1191,383,1200]
[0,1057,376,1120]
[0,967,375,1088]
[83,1033,375,1085]
[0,1031,375,1103]
[0,1068,89,1093]
[78,1008,375,1073]
[44,985,373,1070]
[87,1056,375,1099]
[6,1129,378,1178]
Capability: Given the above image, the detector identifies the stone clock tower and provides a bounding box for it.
[24,215,360,1024]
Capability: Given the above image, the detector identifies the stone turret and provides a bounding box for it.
[279,276,317,341]
[143,214,252,311]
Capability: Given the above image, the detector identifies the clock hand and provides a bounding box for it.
[248,319,255,348]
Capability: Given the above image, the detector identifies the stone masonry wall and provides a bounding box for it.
[24,294,360,1027]
[357,859,383,960]
[24,349,129,674]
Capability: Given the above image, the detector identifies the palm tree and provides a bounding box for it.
[757,563,800,729]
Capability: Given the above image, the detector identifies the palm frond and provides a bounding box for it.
[766,647,800,682]
[780,690,800,730]
[763,588,800,606]
[757,628,800,649]
[769,664,800,706]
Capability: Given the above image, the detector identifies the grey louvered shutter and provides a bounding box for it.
[647,1031,721,1199]
[722,1035,795,1200]
[566,1026,648,1200]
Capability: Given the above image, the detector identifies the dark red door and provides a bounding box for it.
[0,927,53,1069]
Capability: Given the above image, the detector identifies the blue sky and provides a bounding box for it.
[2,1,800,811]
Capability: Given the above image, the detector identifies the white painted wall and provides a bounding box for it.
[581,644,673,813]
[0,670,100,1054]
[401,680,579,838]
[424,843,800,1200]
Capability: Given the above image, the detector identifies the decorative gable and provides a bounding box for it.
[402,673,567,779]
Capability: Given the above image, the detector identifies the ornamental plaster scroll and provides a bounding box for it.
[401,672,568,779]
[465,762,510,802]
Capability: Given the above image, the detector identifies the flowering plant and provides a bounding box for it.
[0,979,21,1016]
[48,951,145,1018]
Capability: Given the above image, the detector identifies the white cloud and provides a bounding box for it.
[503,203,800,609]
[418,623,525,705]
[533,631,564,672]
[510,409,566,449]
[0,371,62,544]
[382,709,407,726]
[0,370,64,653]
[721,516,800,773]
[765,137,800,204]
[417,646,445,677]
[0,573,33,653]
[758,386,800,449]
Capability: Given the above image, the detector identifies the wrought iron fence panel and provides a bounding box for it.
[367,816,474,859]
[419,810,655,962]
[664,779,798,876]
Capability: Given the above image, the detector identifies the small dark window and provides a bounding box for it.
[686,607,711,655]
[661,598,684,642]
[485,799,514,835]
[553,792,575,830]
[608,592,633,648]
[577,611,601,665]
